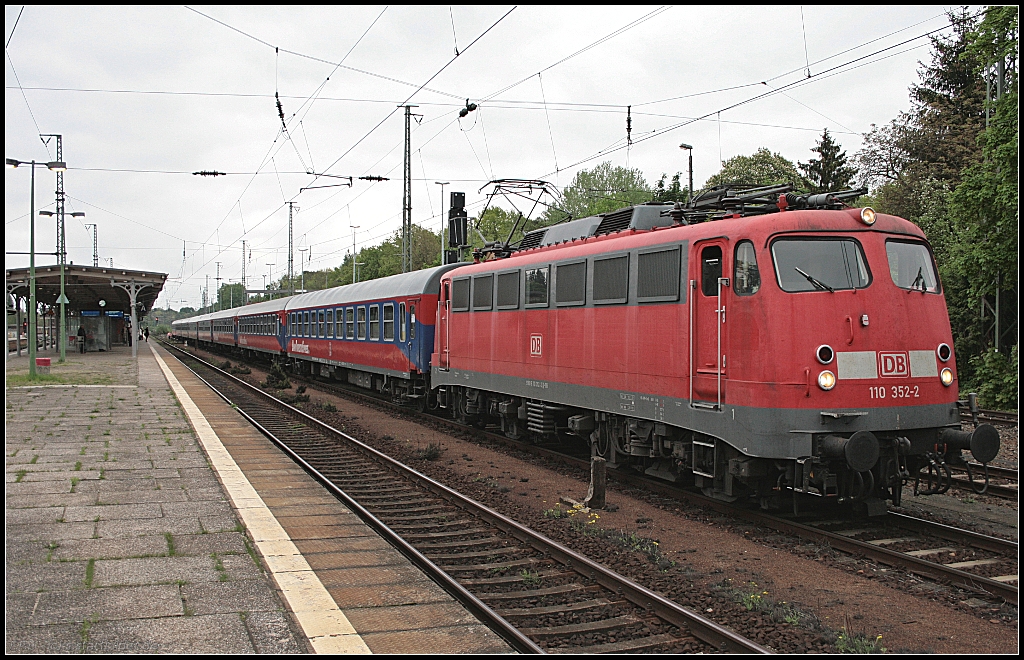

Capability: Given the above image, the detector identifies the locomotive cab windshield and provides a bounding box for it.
[771,237,871,292]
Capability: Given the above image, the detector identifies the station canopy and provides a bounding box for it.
[6,264,167,315]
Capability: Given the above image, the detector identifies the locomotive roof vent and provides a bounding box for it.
[515,203,676,252]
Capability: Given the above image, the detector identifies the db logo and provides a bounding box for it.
[530,334,543,357]
[879,351,909,377]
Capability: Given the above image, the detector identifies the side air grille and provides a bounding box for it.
[496,271,519,309]
[556,261,586,306]
[452,278,470,311]
[593,255,629,303]
[637,247,681,302]
[594,208,634,236]
[472,274,493,310]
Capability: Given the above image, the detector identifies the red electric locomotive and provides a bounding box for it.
[432,184,1000,512]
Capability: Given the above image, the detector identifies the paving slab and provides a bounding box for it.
[5,345,303,654]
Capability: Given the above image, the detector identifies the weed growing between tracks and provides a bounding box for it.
[544,502,673,569]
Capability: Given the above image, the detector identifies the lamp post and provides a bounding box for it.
[678,144,694,204]
[7,157,66,377]
[349,226,360,284]
[435,182,449,265]
[298,248,309,293]
[39,209,83,363]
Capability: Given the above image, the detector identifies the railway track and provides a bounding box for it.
[960,405,1018,427]
[161,341,767,654]
[171,341,1019,608]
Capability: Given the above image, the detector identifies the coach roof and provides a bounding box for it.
[284,263,465,310]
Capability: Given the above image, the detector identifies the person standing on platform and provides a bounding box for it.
[77,324,87,354]
[143,327,149,342]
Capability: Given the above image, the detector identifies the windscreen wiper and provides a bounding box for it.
[794,267,835,293]
[910,266,926,291]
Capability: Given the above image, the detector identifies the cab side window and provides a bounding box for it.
[701,245,723,297]
[734,241,760,295]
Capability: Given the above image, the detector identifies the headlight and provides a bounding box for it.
[936,343,951,362]
[818,370,836,391]
[860,207,876,226]
[940,368,953,387]
[816,344,834,364]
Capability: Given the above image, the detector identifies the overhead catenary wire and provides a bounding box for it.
[535,19,959,179]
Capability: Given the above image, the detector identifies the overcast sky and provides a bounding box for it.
[5,5,957,310]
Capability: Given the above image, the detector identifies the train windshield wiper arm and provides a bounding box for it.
[794,267,834,293]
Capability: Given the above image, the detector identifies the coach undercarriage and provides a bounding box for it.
[440,384,999,514]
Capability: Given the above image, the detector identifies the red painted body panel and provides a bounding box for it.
[288,336,414,373]
[436,209,958,411]
[237,334,282,353]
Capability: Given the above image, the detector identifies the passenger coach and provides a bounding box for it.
[283,265,461,404]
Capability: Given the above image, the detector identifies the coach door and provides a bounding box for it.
[438,282,451,370]
[690,240,729,409]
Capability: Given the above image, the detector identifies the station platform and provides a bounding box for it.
[5,342,512,654]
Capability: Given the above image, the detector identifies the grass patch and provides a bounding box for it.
[15,469,27,483]
[836,614,886,653]
[70,477,81,492]
[84,558,96,587]
[6,372,114,387]
[413,442,443,461]
[74,461,83,471]
[165,532,176,557]
[519,570,542,587]
[212,553,228,581]
[30,455,39,464]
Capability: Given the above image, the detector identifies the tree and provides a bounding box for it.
[216,282,246,309]
[798,128,858,193]
[542,162,651,223]
[703,148,801,189]
[905,8,987,186]
[652,172,687,203]
[338,224,441,284]
[854,7,1017,406]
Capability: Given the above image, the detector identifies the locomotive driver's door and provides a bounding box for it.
[690,240,729,409]
[438,281,451,370]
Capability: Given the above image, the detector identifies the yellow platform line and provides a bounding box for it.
[150,344,371,654]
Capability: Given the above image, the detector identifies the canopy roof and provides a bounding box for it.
[6,264,167,315]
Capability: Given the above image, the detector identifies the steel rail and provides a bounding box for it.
[162,341,769,654]
[163,344,543,654]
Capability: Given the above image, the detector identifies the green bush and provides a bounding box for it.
[964,345,1018,411]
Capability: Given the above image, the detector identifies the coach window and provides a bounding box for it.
[399,303,406,341]
[409,305,416,340]
[701,246,723,297]
[357,306,366,340]
[330,309,337,338]
[383,304,395,341]
[369,305,380,340]
[525,266,549,307]
[346,308,355,339]
[734,241,761,295]
[318,310,325,337]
